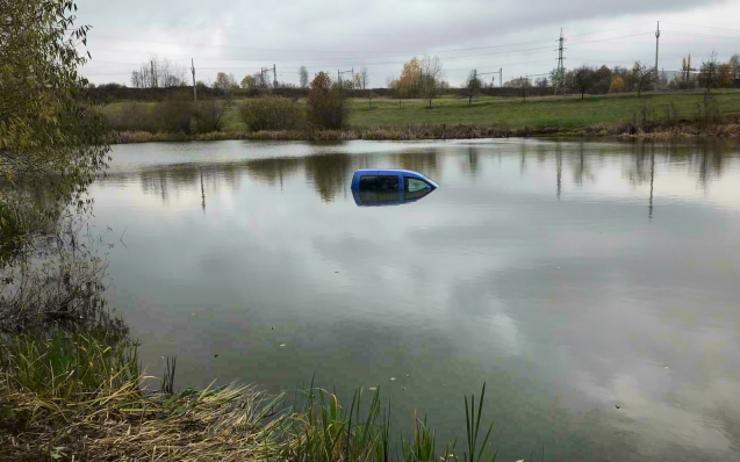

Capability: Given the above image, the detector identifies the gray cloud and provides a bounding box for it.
[77,0,737,85]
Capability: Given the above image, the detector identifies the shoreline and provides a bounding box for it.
[108,117,740,144]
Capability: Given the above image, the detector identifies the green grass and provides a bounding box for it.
[1,329,138,400]
[346,90,740,129]
[98,89,740,141]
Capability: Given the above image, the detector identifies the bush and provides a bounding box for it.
[239,97,303,131]
[307,72,347,129]
[102,100,229,134]
[158,100,195,133]
[193,100,226,132]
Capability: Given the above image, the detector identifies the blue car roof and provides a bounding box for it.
[352,169,439,188]
[354,168,422,176]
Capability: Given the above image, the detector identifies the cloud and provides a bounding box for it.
[76,0,737,85]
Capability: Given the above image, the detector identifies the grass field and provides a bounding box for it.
[99,89,740,141]
[344,90,740,129]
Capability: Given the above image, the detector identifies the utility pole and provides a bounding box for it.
[273,64,278,88]
[687,54,692,84]
[556,28,565,94]
[150,60,157,88]
[191,58,197,101]
[499,68,503,88]
[654,21,661,88]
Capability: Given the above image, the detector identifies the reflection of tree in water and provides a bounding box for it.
[0,173,79,263]
[460,147,480,177]
[138,164,241,203]
[695,142,726,189]
[244,157,302,187]
[535,142,548,164]
[304,153,352,202]
[625,142,653,186]
[519,141,527,175]
[571,142,594,186]
[395,151,440,180]
[556,142,563,200]
[132,159,303,203]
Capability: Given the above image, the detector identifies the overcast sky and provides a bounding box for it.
[77,0,740,87]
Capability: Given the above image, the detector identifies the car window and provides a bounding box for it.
[405,177,431,193]
[359,175,400,192]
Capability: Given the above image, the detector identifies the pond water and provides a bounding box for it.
[92,138,740,461]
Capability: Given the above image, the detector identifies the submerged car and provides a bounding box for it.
[351,169,438,206]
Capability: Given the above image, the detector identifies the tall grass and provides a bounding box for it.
[285,382,493,462]
[1,330,503,461]
[0,328,138,400]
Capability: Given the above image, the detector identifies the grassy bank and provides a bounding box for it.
[99,90,740,143]
[1,329,502,461]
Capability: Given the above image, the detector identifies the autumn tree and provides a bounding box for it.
[307,72,346,129]
[392,58,423,99]
[609,75,626,93]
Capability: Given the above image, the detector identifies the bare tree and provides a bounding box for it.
[630,61,654,97]
[698,52,720,92]
[420,56,442,108]
[130,57,184,88]
[299,66,309,89]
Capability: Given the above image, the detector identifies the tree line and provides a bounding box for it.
[108,52,740,109]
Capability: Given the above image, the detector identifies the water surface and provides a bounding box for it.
[92,139,740,461]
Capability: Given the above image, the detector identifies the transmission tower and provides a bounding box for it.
[555,28,566,94]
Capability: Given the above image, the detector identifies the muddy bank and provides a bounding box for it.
[108,116,740,144]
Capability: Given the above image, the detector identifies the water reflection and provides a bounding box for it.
[93,138,740,462]
[101,140,736,214]
[352,188,435,207]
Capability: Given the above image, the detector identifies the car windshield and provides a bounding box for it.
[405,177,431,193]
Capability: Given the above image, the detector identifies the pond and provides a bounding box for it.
[91,138,740,461]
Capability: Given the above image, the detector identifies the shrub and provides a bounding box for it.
[158,100,196,133]
[102,100,230,134]
[239,97,304,131]
[307,72,347,129]
[102,102,157,132]
[193,100,227,132]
